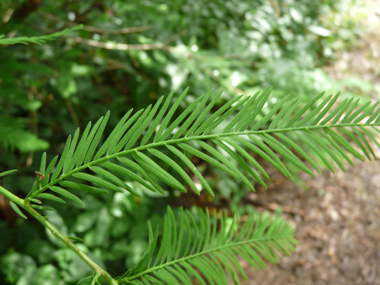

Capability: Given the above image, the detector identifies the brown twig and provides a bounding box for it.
[72,29,187,51]
[31,23,186,52]
[72,37,166,51]
[162,30,188,45]
[264,202,305,216]
[24,90,39,168]
[244,194,305,216]
[63,98,79,127]
[74,0,103,20]
[105,58,156,84]
[37,10,151,34]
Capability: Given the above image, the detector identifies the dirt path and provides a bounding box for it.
[241,156,380,285]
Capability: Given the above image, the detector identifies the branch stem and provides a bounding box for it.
[29,121,380,199]
[0,185,118,285]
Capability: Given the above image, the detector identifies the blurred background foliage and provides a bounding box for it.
[0,0,376,284]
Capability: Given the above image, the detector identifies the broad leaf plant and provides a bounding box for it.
[1,87,380,285]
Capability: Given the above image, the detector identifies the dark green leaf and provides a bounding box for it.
[50,186,84,206]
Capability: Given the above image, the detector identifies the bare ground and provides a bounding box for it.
[240,156,380,285]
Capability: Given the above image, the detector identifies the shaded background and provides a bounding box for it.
[0,0,379,284]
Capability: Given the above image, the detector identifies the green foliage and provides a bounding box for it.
[118,207,297,284]
[1,1,377,284]
[2,87,380,284]
[23,88,380,210]
[0,116,49,152]
[0,0,367,188]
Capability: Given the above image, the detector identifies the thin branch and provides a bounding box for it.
[0,185,118,285]
[37,10,151,34]
[105,58,157,84]
[31,24,186,52]
[74,0,103,20]
[63,98,80,127]
[72,29,187,51]
[162,30,188,45]
[73,37,166,51]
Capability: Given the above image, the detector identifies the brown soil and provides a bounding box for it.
[240,157,380,285]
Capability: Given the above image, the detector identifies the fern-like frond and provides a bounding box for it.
[0,115,49,152]
[115,206,297,285]
[26,88,380,208]
[0,25,82,46]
